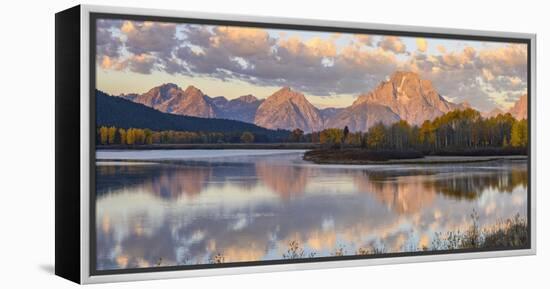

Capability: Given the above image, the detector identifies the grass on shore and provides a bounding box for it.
[205,212,527,263]
[303,147,527,164]
[96,142,320,150]
[429,211,528,250]
[429,147,527,157]
[147,212,527,266]
[303,148,424,163]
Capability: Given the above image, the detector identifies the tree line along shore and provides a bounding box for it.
[96,108,528,162]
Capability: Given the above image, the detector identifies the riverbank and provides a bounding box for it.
[303,148,527,165]
[96,149,307,162]
[96,143,321,150]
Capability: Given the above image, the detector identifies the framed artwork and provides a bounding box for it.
[55,4,536,284]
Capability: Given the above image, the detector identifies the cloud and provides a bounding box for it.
[489,75,526,91]
[478,44,527,80]
[404,44,527,111]
[210,26,275,57]
[99,54,156,74]
[96,20,179,74]
[100,55,124,70]
[378,36,407,54]
[353,34,373,46]
[416,38,428,52]
[174,45,242,76]
[338,45,398,75]
[121,21,177,58]
[173,25,398,95]
[425,70,495,110]
[96,28,121,58]
[438,46,476,69]
[305,37,338,58]
[277,36,337,67]
[96,20,528,111]
[329,33,343,41]
[245,40,397,95]
[124,54,157,74]
[95,19,123,60]
[182,25,213,47]
[481,68,495,81]
[405,47,494,110]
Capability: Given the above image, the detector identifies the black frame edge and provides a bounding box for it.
[55,4,82,284]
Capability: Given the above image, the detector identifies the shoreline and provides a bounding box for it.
[96,143,321,150]
[95,146,527,166]
[96,149,307,163]
[96,155,527,165]
[303,154,527,165]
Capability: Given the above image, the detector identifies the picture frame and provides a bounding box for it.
[55,4,536,284]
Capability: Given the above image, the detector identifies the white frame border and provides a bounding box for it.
[79,4,537,284]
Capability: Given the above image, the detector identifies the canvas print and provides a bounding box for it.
[93,16,529,272]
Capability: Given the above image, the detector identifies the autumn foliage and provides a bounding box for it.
[97,126,259,145]
[97,109,528,151]
[317,109,528,151]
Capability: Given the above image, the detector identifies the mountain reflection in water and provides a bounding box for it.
[95,150,527,270]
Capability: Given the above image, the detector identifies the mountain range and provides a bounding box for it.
[116,71,527,132]
[254,87,324,132]
[96,90,289,140]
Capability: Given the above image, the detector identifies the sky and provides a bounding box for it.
[96,19,528,111]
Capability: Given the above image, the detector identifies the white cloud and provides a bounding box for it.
[378,36,407,54]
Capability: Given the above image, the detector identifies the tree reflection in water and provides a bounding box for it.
[95,153,527,270]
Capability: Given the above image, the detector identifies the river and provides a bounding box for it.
[95,149,527,270]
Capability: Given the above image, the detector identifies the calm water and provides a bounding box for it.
[95,150,527,270]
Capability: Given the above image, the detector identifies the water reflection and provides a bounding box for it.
[256,161,308,200]
[95,151,527,270]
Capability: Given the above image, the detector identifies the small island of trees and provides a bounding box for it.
[316,108,528,151]
[305,109,527,163]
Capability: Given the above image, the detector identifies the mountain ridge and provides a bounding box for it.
[96,90,289,139]
[254,87,324,132]
[113,71,527,132]
[354,71,467,126]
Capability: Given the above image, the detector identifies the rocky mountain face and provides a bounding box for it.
[130,83,179,108]
[209,96,229,108]
[353,71,464,125]
[319,107,343,122]
[508,94,527,120]
[214,94,264,123]
[123,83,262,122]
[325,102,400,132]
[254,87,324,132]
[126,83,216,118]
[157,85,216,118]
